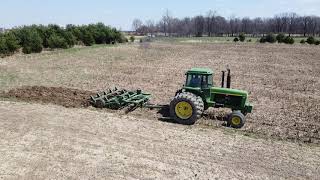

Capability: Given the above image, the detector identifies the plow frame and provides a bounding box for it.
[90,88,151,110]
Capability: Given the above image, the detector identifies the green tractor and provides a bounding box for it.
[170,68,253,128]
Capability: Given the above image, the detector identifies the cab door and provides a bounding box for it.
[201,75,212,109]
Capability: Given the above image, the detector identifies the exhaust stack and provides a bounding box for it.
[227,69,231,88]
[221,71,225,88]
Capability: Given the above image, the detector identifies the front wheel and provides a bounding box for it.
[227,111,246,129]
[170,92,204,125]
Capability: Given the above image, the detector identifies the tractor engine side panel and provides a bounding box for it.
[212,93,243,109]
[210,87,248,110]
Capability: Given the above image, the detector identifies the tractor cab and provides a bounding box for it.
[185,68,214,89]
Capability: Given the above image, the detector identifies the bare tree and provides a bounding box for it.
[302,16,310,37]
[229,16,236,36]
[287,13,299,36]
[206,10,217,36]
[136,25,149,35]
[132,11,320,37]
[274,15,282,33]
[181,17,192,36]
[161,9,172,36]
[252,18,264,36]
[132,19,143,32]
[280,13,289,33]
[215,16,227,36]
[316,18,320,37]
[193,15,205,37]
[241,17,252,34]
[145,20,155,35]
[310,16,319,36]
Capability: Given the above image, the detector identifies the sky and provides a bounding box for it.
[1,0,319,30]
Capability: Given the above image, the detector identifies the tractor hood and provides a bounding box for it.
[211,87,248,97]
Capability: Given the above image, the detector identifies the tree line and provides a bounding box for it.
[0,23,126,57]
[132,10,320,37]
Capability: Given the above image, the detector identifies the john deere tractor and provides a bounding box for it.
[170,68,253,128]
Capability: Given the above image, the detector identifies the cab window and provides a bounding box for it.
[201,75,213,88]
[186,74,201,87]
[186,74,213,88]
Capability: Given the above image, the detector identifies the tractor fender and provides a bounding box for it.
[175,89,184,96]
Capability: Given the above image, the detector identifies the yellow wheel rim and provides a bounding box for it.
[175,101,193,120]
[231,117,241,125]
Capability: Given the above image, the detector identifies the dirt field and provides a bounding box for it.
[0,42,320,178]
[0,101,319,179]
[1,42,320,143]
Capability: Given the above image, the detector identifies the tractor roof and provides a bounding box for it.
[186,68,214,75]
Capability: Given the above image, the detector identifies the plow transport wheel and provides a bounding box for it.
[95,99,105,108]
[170,92,204,125]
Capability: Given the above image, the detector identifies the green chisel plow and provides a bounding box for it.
[90,88,151,111]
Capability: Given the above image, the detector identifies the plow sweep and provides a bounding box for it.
[90,88,151,110]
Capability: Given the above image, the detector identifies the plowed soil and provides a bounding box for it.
[1,86,94,108]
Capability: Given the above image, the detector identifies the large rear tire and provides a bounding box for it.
[170,92,204,125]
